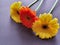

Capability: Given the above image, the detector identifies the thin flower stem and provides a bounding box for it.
[35,0,43,11]
[49,0,58,13]
[28,0,39,8]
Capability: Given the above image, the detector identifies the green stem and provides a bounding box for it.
[28,0,39,8]
[35,0,43,11]
[49,0,58,13]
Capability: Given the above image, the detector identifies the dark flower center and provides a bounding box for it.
[42,25,48,29]
[17,11,19,14]
[26,16,31,20]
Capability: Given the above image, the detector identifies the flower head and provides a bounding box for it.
[32,13,59,39]
[19,6,38,28]
[10,1,22,23]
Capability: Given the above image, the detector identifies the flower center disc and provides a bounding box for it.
[17,11,19,14]
[26,16,31,20]
[42,25,48,29]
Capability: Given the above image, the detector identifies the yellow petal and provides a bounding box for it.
[32,20,42,32]
[35,33,39,36]
[49,18,58,24]
[39,13,52,23]
[10,10,21,23]
[39,32,44,39]
[10,1,22,11]
[41,33,46,39]
[49,18,59,29]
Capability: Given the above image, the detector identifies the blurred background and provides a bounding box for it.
[0,0,60,45]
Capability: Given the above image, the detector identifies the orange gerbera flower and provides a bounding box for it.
[19,6,38,28]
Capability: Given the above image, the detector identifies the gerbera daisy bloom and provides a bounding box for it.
[10,1,22,23]
[19,6,38,28]
[32,13,59,39]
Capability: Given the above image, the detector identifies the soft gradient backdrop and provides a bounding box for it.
[0,0,60,45]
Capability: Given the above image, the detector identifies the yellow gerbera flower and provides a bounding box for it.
[10,1,22,23]
[32,13,59,39]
